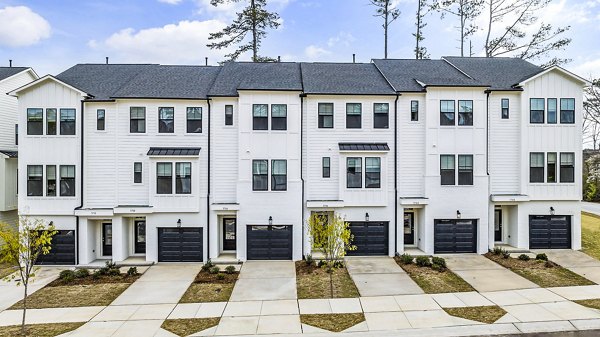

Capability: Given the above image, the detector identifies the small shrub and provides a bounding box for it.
[209,266,220,274]
[91,270,101,279]
[216,273,226,280]
[399,253,414,264]
[431,263,445,272]
[127,267,138,276]
[99,261,120,276]
[317,260,326,268]
[59,270,76,282]
[545,261,558,268]
[305,254,314,266]
[502,251,511,259]
[415,256,432,267]
[491,247,504,255]
[74,268,90,278]
[536,253,548,261]
[225,265,236,274]
[333,260,344,268]
[201,260,215,272]
[518,254,531,261]
[431,256,446,269]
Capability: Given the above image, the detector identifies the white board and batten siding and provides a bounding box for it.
[489,92,521,195]
[398,93,426,197]
[0,69,37,150]
[210,98,239,204]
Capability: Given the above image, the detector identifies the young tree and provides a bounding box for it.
[413,0,430,59]
[432,0,483,57]
[483,0,571,67]
[0,217,56,336]
[370,0,401,59]
[207,0,281,62]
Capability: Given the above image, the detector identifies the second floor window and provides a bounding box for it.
[530,152,544,183]
[46,108,57,135]
[458,155,473,185]
[547,153,557,183]
[458,100,473,126]
[318,103,334,128]
[225,105,234,125]
[186,107,202,133]
[346,103,362,128]
[27,108,43,135]
[440,155,455,185]
[560,98,575,124]
[322,157,330,178]
[271,160,287,191]
[365,157,381,188]
[411,101,419,121]
[176,162,192,194]
[501,99,509,119]
[60,165,75,196]
[97,109,105,131]
[440,100,455,126]
[134,162,142,184]
[130,107,146,133]
[253,104,268,130]
[374,103,389,128]
[252,160,268,191]
[27,165,43,196]
[47,165,56,196]
[60,109,76,135]
[547,98,557,124]
[530,98,545,124]
[271,104,287,130]
[560,152,575,183]
[157,163,172,194]
[347,157,362,188]
[159,107,174,133]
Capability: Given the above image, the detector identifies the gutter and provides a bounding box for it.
[300,94,305,258]
[394,93,400,255]
[206,98,211,262]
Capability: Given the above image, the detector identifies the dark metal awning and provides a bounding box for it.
[147,147,201,156]
[338,143,389,151]
[0,150,17,158]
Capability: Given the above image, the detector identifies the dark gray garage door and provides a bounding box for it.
[434,219,477,253]
[529,215,571,249]
[247,225,292,260]
[347,221,389,256]
[36,230,76,265]
[158,227,203,262]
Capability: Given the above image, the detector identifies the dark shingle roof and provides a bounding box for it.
[373,59,482,92]
[209,62,302,96]
[443,57,543,90]
[147,147,201,156]
[339,143,390,151]
[301,63,395,95]
[0,67,29,81]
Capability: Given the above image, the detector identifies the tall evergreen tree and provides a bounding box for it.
[370,0,401,59]
[413,0,430,59]
[433,0,483,57]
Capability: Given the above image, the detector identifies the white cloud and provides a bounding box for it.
[327,32,355,48]
[89,20,232,64]
[304,45,331,59]
[192,0,291,19]
[570,58,600,80]
[158,0,183,4]
[0,6,51,47]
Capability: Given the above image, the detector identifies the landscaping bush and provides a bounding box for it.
[201,260,215,272]
[518,254,531,261]
[317,260,326,268]
[536,253,548,261]
[127,267,138,276]
[98,261,121,276]
[74,269,90,278]
[415,256,432,267]
[333,260,344,269]
[59,270,76,282]
[305,254,314,266]
[491,247,504,255]
[209,266,220,274]
[399,253,413,264]
[432,257,446,269]
[502,251,511,259]
[225,266,236,274]
[216,273,225,280]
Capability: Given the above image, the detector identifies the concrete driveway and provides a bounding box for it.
[444,254,538,292]
[533,250,600,284]
[345,257,423,296]
[229,261,297,301]
[0,267,65,311]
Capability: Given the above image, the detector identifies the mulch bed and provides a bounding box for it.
[444,306,507,324]
[179,270,239,303]
[161,318,221,337]
[0,322,85,337]
[394,257,475,293]
[300,313,365,332]
[48,273,140,287]
[296,261,360,299]
[193,270,238,284]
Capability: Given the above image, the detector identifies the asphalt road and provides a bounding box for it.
[491,331,600,337]
[582,201,600,216]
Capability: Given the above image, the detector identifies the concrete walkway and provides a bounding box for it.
[345,257,423,296]
[533,250,600,284]
[230,261,297,301]
[0,267,66,311]
[582,202,600,216]
[444,254,539,292]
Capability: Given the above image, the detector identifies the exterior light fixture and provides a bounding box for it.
[550,207,555,215]
[365,213,370,222]
[177,219,182,227]
[268,216,273,225]
[456,210,461,219]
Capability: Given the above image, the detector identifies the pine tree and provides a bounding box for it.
[370,0,401,59]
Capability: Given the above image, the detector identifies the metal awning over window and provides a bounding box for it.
[338,143,389,151]
[147,147,201,156]
[0,150,18,158]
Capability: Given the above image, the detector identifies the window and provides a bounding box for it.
[346,157,362,188]
[440,155,455,185]
[560,98,575,124]
[458,100,473,126]
[271,104,287,130]
[440,100,455,125]
[322,157,330,178]
[411,100,419,121]
[252,160,268,191]
[27,108,43,135]
[158,107,174,133]
[346,103,362,128]
[46,108,57,135]
[318,103,334,128]
[15,124,18,145]
[374,103,389,128]
[253,104,268,130]
[225,105,234,126]
[97,109,105,131]
[547,98,557,124]
[501,99,509,119]
[59,165,75,197]
[134,162,142,184]
[46,165,56,196]
[60,109,76,135]
[560,152,575,183]
[27,165,43,196]
[530,153,544,183]
[130,107,146,133]
[458,155,473,185]
[530,98,545,123]
[176,162,192,194]
[156,163,173,194]
[271,160,287,191]
[186,107,202,133]
[546,153,557,183]
[365,157,381,188]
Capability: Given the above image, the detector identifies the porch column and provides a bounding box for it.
[112,217,126,262]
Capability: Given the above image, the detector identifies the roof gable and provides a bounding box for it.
[0,67,31,82]
[9,75,88,97]
[517,65,591,86]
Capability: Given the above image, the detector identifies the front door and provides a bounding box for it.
[404,212,415,245]
[134,220,146,254]
[494,209,503,242]
[223,218,237,251]
[102,223,113,256]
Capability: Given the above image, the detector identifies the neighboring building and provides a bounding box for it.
[8,57,588,265]
[0,66,38,227]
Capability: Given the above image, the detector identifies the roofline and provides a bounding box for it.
[441,57,475,80]
[301,92,397,96]
[8,74,89,97]
[108,96,210,100]
[422,84,491,88]
[485,88,525,93]
[371,61,399,92]
[0,67,39,84]
[236,88,303,92]
[518,66,591,86]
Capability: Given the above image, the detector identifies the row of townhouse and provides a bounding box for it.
[7,57,588,265]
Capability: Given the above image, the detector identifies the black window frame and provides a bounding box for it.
[97,109,105,131]
[253,104,268,130]
[158,107,175,133]
[271,104,287,130]
[560,152,575,183]
[15,124,18,145]
[225,105,234,126]
[411,100,419,121]
[252,159,268,191]
[59,165,76,197]
[156,162,173,194]
[27,165,43,197]
[346,103,362,129]
[560,98,575,124]
[440,155,455,185]
[458,100,473,126]
[530,98,545,124]
[530,152,545,183]
[346,157,362,188]
[186,107,202,133]
[440,100,455,126]
[176,162,192,194]
[134,162,142,184]
[547,98,557,124]
[547,152,557,183]
[271,160,287,191]
[27,108,43,135]
[365,157,381,188]
[46,108,57,135]
[501,99,509,119]
[46,165,56,197]
[458,154,473,185]
[59,109,76,135]
[130,107,146,133]
[322,157,330,178]
[318,103,334,129]
[373,103,389,129]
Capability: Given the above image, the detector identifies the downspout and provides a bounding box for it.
[74,99,85,265]
[394,93,400,255]
[486,91,490,175]
[206,98,211,261]
[300,93,305,258]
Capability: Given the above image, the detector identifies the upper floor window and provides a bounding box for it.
[159,107,174,133]
[60,109,76,135]
[547,152,557,183]
[225,105,234,126]
[27,108,43,135]
[458,155,473,185]
[271,160,287,191]
[27,165,43,196]
[530,98,545,124]
[346,157,362,188]
[411,101,419,121]
[157,163,173,194]
[501,99,509,119]
[46,108,57,135]
[322,157,330,178]
[365,157,381,188]
[374,103,389,128]
[560,152,575,183]
[318,103,334,128]
[560,98,575,124]
[440,155,455,185]
[252,160,268,191]
[186,107,202,133]
[176,162,192,194]
[130,107,146,133]
[458,100,473,126]
[547,98,557,124]
[134,162,142,184]
[60,165,75,196]
[346,103,362,129]
[271,104,287,130]
[97,109,105,131]
[46,165,56,197]
[530,152,544,183]
[253,104,268,130]
[15,124,18,145]
[440,100,455,126]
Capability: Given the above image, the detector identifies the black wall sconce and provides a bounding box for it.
[456,210,461,219]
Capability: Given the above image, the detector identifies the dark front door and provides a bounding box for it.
[247,225,293,260]
[494,209,503,242]
[158,227,203,262]
[404,212,415,245]
[434,219,477,253]
[102,223,113,256]
[529,215,571,249]
[135,220,146,254]
[346,221,389,256]
[223,218,237,251]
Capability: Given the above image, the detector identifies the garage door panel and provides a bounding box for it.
[247,225,292,260]
[434,220,477,254]
[529,215,571,249]
[36,230,76,265]
[347,222,389,256]
[158,227,203,262]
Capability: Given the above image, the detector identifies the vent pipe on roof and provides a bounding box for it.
[352,54,356,63]
[9,60,12,67]
[278,56,281,62]
[205,57,208,66]
[106,57,109,65]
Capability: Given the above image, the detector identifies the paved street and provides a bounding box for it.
[582,202,600,216]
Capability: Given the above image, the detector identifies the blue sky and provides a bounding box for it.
[0,0,599,78]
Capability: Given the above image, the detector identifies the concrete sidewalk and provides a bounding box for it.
[0,267,66,312]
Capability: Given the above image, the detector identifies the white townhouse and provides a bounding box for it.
[0,66,38,226]
[8,57,589,265]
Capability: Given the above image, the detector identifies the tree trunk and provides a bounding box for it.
[415,0,421,59]
[21,283,27,336]
[384,0,389,59]
[251,0,257,62]
[485,0,492,56]
[329,270,334,298]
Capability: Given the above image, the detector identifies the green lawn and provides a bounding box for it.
[582,212,600,261]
